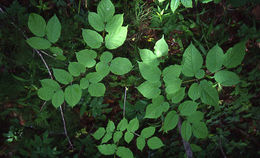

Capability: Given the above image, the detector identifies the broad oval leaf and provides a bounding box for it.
[100,51,113,63]
[37,87,54,101]
[138,62,161,82]
[46,15,61,43]
[79,78,89,89]
[178,101,198,116]
[163,65,182,79]
[181,0,193,8]
[141,127,155,139]
[76,49,97,68]
[26,37,51,50]
[136,136,145,151]
[199,80,219,106]
[105,26,128,50]
[88,12,104,32]
[96,62,110,77]
[195,69,205,79]
[147,137,164,150]
[182,43,203,77]
[110,57,132,75]
[53,68,73,85]
[116,146,134,158]
[51,89,64,108]
[162,110,179,132]
[124,131,134,144]
[192,122,208,139]
[86,72,104,83]
[139,48,159,65]
[82,29,103,49]
[105,14,123,33]
[97,144,116,155]
[171,0,180,13]
[113,131,123,143]
[206,44,224,73]
[40,79,60,91]
[117,118,128,131]
[187,111,204,124]
[88,83,106,97]
[68,62,85,77]
[181,121,192,141]
[188,83,200,100]
[223,41,246,68]
[106,120,115,132]
[101,132,113,144]
[169,87,186,103]
[97,0,115,22]
[214,70,240,86]
[137,81,161,99]
[165,78,182,94]
[64,84,82,107]
[127,118,139,132]
[154,35,168,57]
[92,127,106,140]
[28,13,46,37]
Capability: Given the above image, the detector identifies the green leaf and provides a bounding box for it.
[82,29,103,49]
[105,26,128,50]
[127,117,139,132]
[113,131,123,143]
[80,78,89,89]
[26,37,51,50]
[170,87,186,103]
[171,0,180,13]
[53,68,73,84]
[76,49,97,68]
[188,83,200,100]
[138,62,161,82]
[181,0,193,8]
[136,136,145,151]
[163,65,182,79]
[178,101,198,116]
[181,121,192,141]
[117,118,128,131]
[96,62,110,77]
[165,78,182,94]
[187,111,204,124]
[110,57,132,75]
[206,44,224,73]
[64,84,82,107]
[199,80,219,106]
[97,144,116,155]
[141,127,155,139]
[223,41,246,68]
[37,87,54,101]
[28,13,46,37]
[124,131,134,143]
[182,43,203,77]
[52,90,64,108]
[154,35,168,57]
[49,46,63,55]
[100,51,113,63]
[137,81,161,99]
[92,127,106,140]
[101,132,113,144]
[162,110,179,132]
[46,15,61,43]
[139,49,159,65]
[97,0,115,22]
[144,103,164,119]
[116,146,134,158]
[105,14,124,33]
[190,144,202,152]
[88,12,104,32]
[214,70,240,86]
[86,72,104,83]
[106,120,115,132]
[192,122,208,138]
[195,69,205,79]
[68,62,85,77]
[88,83,106,97]
[147,137,164,150]
[40,79,60,91]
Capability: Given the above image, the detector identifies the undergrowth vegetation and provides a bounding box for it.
[0,0,260,157]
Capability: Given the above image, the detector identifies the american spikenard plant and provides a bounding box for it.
[26,0,246,157]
